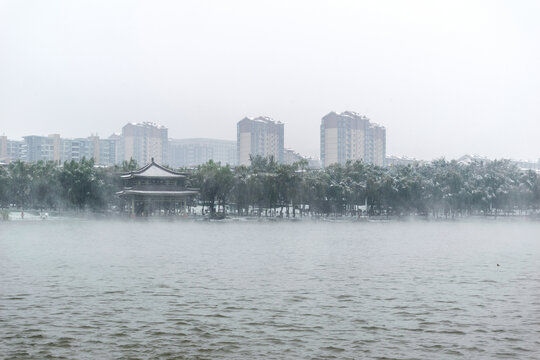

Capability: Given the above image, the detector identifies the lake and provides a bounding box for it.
[1,219,539,359]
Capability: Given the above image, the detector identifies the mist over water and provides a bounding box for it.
[1,220,540,359]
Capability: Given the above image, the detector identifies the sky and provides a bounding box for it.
[0,0,539,161]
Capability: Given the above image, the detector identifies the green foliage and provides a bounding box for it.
[0,158,124,212]
[8,161,32,210]
[59,158,105,210]
[193,160,234,217]
[29,160,61,210]
[0,166,10,208]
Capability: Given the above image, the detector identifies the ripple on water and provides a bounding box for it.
[1,221,540,359]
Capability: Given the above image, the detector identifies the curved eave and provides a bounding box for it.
[120,161,188,179]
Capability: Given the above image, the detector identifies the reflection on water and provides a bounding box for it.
[1,220,540,359]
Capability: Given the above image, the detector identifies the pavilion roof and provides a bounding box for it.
[121,159,187,179]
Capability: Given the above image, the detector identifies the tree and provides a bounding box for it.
[216,165,234,215]
[195,160,221,217]
[8,161,32,210]
[121,158,138,172]
[0,166,10,208]
[59,158,104,210]
[232,165,250,215]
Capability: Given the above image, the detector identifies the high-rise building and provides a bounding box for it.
[169,138,237,168]
[237,116,284,166]
[121,122,168,166]
[320,111,386,167]
[366,123,386,167]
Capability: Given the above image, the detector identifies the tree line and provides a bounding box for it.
[1,156,539,218]
[194,156,540,218]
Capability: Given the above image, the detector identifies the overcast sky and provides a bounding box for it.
[1,0,539,160]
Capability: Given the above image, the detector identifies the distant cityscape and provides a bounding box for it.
[1,112,539,172]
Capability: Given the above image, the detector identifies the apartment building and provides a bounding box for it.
[121,122,168,165]
[320,111,386,167]
[23,135,62,163]
[237,116,284,166]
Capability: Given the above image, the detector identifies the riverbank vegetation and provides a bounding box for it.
[195,156,540,218]
[1,156,539,218]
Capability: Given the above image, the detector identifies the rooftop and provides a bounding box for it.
[124,122,167,130]
[240,116,283,125]
[121,159,186,179]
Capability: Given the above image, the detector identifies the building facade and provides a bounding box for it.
[58,136,118,165]
[61,138,92,163]
[7,140,24,162]
[320,111,386,167]
[0,134,119,165]
[237,116,284,166]
[366,123,386,166]
[169,138,237,168]
[0,136,19,163]
[283,148,304,165]
[23,135,62,163]
[99,137,120,166]
[0,136,6,162]
[121,122,168,166]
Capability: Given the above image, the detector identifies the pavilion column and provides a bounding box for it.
[131,198,135,216]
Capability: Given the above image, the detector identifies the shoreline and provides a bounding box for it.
[2,210,539,223]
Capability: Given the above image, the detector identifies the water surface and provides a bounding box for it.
[1,220,539,359]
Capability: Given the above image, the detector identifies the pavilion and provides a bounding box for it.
[117,159,198,217]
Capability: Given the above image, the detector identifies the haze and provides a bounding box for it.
[1,0,538,161]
